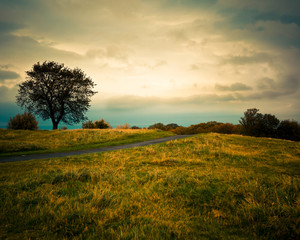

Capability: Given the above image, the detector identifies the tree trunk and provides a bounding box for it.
[52,121,58,130]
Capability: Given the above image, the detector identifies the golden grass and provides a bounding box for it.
[0,128,174,156]
[0,133,299,239]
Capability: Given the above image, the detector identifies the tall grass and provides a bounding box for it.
[0,129,174,156]
[0,133,299,239]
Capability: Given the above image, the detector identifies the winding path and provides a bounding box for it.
[0,135,191,163]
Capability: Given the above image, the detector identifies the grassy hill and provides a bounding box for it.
[0,133,299,239]
[0,129,174,157]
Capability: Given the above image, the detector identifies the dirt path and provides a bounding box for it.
[0,135,191,163]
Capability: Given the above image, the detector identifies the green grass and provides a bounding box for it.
[0,129,174,157]
[0,133,299,239]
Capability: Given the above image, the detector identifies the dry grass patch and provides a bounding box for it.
[0,133,299,239]
[0,129,174,156]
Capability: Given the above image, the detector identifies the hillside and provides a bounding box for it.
[0,133,299,239]
[0,129,174,157]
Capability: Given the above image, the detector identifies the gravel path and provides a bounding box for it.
[0,135,191,163]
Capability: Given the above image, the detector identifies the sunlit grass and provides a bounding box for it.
[0,129,174,156]
[0,133,299,239]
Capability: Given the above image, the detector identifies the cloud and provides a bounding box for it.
[215,83,252,91]
[257,77,276,89]
[0,69,20,82]
[0,28,83,72]
[154,60,167,68]
[0,64,13,69]
[86,45,132,63]
[256,76,300,93]
[161,0,218,9]
[219,8,300,29]
[103,92,247,112]
[218,0,300,16]
[190,64,199,70]
[279,76,300,91]
[222,52,272,65]
[0,21,24,34]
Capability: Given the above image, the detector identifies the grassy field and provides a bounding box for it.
[0,133,299,239]
[0,129,174,157]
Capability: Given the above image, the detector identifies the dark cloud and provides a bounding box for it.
[0,30,82,65]
[257,77,275,89]
[0,69,20,82]
[214,3,300,49]
[244,90,298,101]
[0,64,13,69]
[0,21,24,34]
[161,0,218,9]
[222,53,272,65]
[257,76,300,93]
[279,76,300,90]
[251,75,300,101]
[187,94,238,103]
[215,83,252,91]
[219,6,300,28]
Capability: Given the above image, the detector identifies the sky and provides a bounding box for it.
[0,0,300,129]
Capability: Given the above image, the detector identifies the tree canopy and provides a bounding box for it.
[239,108,280,137]
[17,61,97,129]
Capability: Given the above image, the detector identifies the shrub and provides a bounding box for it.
[165,123,179,130]
[148,123,166,130]
[172,126,187,135]
[82,120,94,129]
[82,119,111,129]
[211,123,235,134]
[7,112,38,130]
[94,119,111,129]
[116,123,130,129]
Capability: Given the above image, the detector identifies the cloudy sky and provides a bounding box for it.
[1,0,300,128]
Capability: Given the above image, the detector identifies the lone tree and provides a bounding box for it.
[239,108,280,137]
[17,61,97,129]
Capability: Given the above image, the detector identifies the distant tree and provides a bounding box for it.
[259,114,280,137]
[131,126,141,129]
[17,61,97,130]
[239,108,280,137]
[7,112,38,130]
[239,108,262,136]
[277,120,300,141]
[148,123,166,130]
